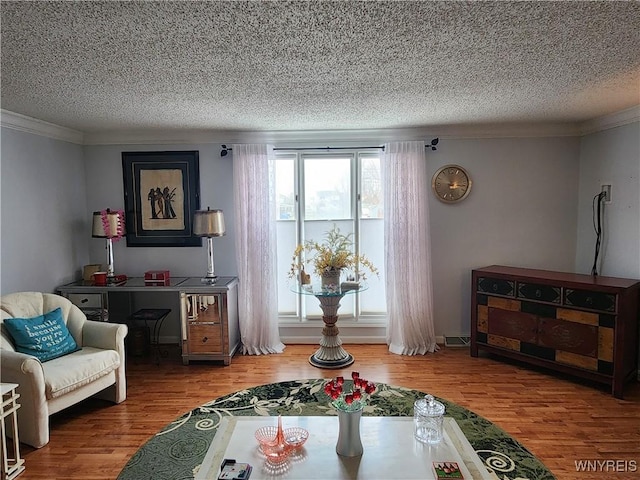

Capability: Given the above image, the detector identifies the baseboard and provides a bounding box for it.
[161,334,450,346]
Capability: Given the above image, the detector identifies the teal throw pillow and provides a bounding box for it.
[4,307,80,362]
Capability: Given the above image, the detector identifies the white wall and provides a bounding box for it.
[7,127,633,343]
[575,122,640,279]
[1,127,88,294]
[2,129,584,335]
[428,136,581,336]
[83,144,237,278]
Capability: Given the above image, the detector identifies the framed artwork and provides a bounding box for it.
[122,151,201,247]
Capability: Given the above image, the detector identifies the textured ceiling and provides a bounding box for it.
[1,1,639,134]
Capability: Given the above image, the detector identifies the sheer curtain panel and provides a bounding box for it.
[232,144,285,355]
[382,141,438,355]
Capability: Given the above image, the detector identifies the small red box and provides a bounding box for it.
[144,270,170,286]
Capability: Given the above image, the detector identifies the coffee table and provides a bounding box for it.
[196,416,492,479]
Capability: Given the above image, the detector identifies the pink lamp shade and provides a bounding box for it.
[92,209,125,238]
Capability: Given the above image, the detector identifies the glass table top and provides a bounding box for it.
[289,281,368,297]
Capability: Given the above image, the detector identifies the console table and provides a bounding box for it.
[291,283,367,369]
[471,265,640,398]
[57,277,240,365]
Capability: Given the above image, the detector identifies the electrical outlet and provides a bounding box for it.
[601,184,612,202]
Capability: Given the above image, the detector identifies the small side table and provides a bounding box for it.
[129,308,171,364]
[1,383,25,480]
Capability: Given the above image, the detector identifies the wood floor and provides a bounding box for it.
[14,344,640,480]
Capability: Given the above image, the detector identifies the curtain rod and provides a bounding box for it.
[220,138,438,156]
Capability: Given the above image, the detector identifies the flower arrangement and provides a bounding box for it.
[288,225,378,280]
[324,371,376,412]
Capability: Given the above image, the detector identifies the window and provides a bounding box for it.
[275,150,386,323]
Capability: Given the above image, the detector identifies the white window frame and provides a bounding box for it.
[275,149,387,329]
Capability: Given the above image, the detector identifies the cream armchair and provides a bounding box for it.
[0,292,127,448]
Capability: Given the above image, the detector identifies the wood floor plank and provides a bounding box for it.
[13,344,640,479]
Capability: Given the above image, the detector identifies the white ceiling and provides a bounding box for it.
[1,1,639,137]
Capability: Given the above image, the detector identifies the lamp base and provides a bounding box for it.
[201,276,218,285]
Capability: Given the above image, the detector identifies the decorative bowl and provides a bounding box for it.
[255,424,309,462]
[283,427,309,449]
[255,426,279,447]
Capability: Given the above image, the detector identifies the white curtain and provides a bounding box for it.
[381,141,438,355]
[232,144,285,355]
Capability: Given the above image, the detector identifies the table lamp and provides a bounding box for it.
[193,207,225,284]
[92,209,125,283]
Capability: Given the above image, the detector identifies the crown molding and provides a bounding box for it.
[0,109,84,144]
[579,105,640,135]
[83,122,582,146]
[2,107,636,146]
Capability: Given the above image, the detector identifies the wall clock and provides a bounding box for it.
[431,165,472,203]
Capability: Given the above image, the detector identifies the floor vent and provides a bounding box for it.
[444,336,471,347]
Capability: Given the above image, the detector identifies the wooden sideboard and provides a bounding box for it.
[470,265,640,398]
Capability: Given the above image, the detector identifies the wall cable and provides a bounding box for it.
[591,191,606,276]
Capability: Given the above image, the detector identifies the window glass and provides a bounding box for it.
[275,151,386,322]
[304,157,351,220]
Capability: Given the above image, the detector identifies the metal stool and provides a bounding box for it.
[129,309,171,364]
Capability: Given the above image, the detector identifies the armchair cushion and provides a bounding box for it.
[4,307,80,362]
[43,347,120,399]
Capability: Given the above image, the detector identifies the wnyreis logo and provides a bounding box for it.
[575,460,637,472]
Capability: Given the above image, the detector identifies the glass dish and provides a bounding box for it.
[284,427,309,448]
[254,417,309,463]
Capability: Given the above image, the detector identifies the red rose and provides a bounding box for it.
[352,389,362,400]
[345,394,354,404]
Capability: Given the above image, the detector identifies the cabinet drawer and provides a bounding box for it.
[565,289,616,312]
[517,283,561,303]
[186,294,222,323]
[477,277,514,296]
[188,324,223,354]
[68,293,103,309]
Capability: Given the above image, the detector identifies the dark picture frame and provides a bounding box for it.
[122,151,201,247]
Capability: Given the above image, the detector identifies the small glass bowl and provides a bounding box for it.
[255,426,279,447]
[284,427,309,449]
[254,426,309,451]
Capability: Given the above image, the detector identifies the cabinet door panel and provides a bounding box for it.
[487,308,537,343]
[538,318,598,357]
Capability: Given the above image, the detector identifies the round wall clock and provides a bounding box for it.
[431,165,472,203]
